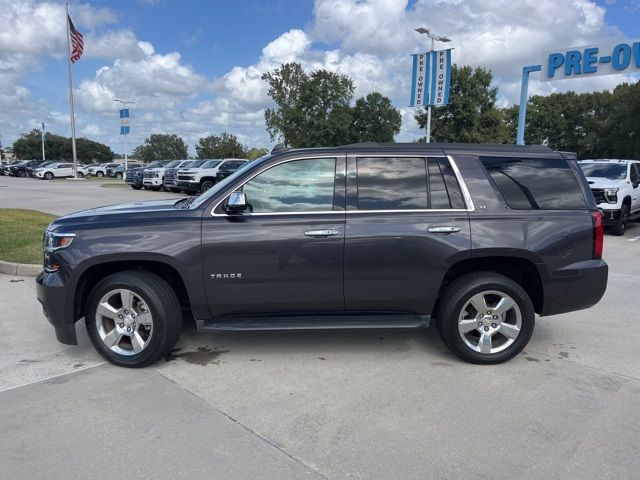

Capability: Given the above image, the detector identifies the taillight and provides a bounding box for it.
[592,211,603,259]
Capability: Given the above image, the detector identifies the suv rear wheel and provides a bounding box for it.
[96,171,104,177]
[436,272,535,364]
[610,203,629,236]
[85,271,182,368]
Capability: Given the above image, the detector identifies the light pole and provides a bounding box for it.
[41,123,46,161]
[113,98,135,170]
[415,27,451,143]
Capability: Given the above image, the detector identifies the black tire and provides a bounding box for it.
[17,170,26,177]
[201,180,215,193]
[44,172,54,180]
[149,186,161,191]
[610,204,629,236]
[85,270,182,368]
[96,171,104,177]
[115,172,123,179]
[77,172,85,178]
[435,272,535,364]
[131,185,143,190]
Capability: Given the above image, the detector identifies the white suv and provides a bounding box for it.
[176,158,248,194]
[35,162,88,180]
[579,159,640,235]
[88,163,120,177]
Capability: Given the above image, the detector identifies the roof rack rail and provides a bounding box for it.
[271,143,290,154]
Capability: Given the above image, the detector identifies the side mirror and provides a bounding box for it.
[226,191,248,214]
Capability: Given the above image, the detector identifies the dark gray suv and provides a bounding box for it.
[36,143,608,367]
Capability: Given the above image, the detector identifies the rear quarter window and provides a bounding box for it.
[481,157,587,210]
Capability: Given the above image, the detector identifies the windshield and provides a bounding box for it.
[189,160,207,168]
[146,161,163,168]
[201,160,221,168]
[580,163,627,180]
[190,157,266,209]
[180,160,196,168]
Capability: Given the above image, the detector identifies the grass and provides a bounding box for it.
[0,209,56,264]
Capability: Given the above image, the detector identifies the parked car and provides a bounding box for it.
[162,160,197,192]
[125,161,166,190]
[89,163,121,177]
[214,159,250,184]
[28,161,56,177]
[37,143,608,368]
[34,162,88,180]
[1,160,20,175]
[10,160,44,177]
[107,162,142,179]
[177,158,249,194]
[143,159,194,191]
[579,159,640,236]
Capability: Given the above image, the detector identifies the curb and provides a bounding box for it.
[0,260,42,277]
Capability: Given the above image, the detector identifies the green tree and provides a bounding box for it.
[415,65,508,143]
[132,133,188,162]
[12,130,114,162]
[351,92,402,142]
[245,147,269,160]
[196,132,245,159]
[263,62,355,147]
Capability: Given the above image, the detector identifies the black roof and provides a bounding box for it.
[273,142,556,156]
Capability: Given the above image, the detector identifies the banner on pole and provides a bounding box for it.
[409,49,453,107]
[119,108,130,135]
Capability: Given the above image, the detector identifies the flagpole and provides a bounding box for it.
[65,3,79,178]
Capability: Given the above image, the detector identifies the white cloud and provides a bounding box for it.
[1,0,637,153]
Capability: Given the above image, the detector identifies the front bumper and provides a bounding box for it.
[597,207,622,224]
[541,259,608,316]
[143,178,163,186]
[36,271,78,345]
[177,180,199,191]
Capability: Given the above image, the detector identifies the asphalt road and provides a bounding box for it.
[0,175,185,215]
[1,176,639,479]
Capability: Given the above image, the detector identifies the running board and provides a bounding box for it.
[197,315,430,333]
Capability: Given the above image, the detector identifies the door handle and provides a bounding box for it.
[427,226,461,234]
[304,229,339,238]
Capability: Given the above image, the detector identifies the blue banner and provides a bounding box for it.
[410,49,453,107]
[119,108,130,135]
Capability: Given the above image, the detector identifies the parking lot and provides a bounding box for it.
[1,176,640,479]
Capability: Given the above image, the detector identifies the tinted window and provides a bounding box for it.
[631,164,640,183]
[202,160,221,168]
[242,158,336,213]
[428,157,465,209]
[481,157,587,210]
[579,163,627,180]
[357,157,428,210]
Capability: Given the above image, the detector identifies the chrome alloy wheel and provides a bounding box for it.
[458,290,522,354]
[95,289,153,356]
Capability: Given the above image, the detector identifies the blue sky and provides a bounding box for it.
[1,0,638,156]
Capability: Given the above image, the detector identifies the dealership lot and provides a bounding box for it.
[1,178,640,479]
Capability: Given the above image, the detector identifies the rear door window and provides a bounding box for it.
[355,156,466,210]
[481,157,587,210]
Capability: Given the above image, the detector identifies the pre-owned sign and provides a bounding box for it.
[543,40,640,81]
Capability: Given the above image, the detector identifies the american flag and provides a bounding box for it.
[68,15,84,63]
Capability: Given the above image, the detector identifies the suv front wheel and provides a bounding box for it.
[85,270,182,367]
[436,272,535,364]
[610,204,629,236]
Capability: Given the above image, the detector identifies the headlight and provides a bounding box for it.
[604,188,619,204]
[44,231,76,252]
[43,231,76,273]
